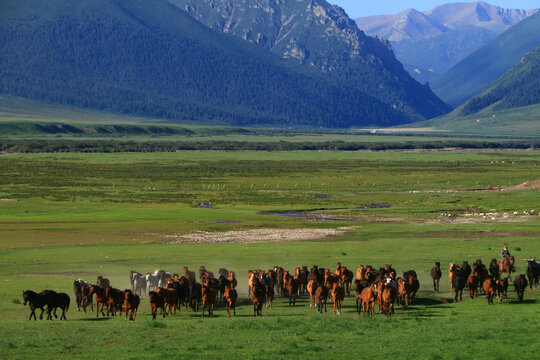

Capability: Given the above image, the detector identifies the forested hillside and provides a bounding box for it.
[0,0,407,128]
[168,0,450,121]
[462,45,540,115]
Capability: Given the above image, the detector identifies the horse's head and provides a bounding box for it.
[22,291,29,305]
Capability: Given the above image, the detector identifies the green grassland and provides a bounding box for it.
[414,103,540,136]
[0,151,539,359]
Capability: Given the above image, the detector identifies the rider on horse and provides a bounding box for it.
[500,247,510,270]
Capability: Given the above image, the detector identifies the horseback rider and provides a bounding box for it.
[500,247,511,269]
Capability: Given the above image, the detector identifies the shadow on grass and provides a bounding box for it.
[508,299,537,305]
[77,317,112,321]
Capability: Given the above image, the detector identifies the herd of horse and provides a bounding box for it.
[21,258,540,320]
[431,257,540,304]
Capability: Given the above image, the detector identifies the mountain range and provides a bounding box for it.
[167,0,450,121]
[0,0,451,128]
[356,2,537,83]
[431,10,540,107]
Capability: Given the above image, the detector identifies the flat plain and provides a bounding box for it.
[0,150,539,359]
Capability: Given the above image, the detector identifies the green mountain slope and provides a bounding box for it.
[415,103,540,136]
[431,11,540,107]
[414,46,540,135]
[0,0,407,128]
[461,45,540,115]
[168,0,450,121]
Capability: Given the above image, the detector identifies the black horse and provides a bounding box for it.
[526,259,540,290]
[190,282,202,311]
[513,274,528,302]
[489,259,499,280]
[451,265,467,302]
[22,290,53,320]
[461,261,471,278]
[431,262,442,292]
[41,290,70,320]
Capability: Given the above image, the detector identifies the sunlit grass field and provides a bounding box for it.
[0,150,539,359]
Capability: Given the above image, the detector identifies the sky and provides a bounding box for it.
[329,0,540,17]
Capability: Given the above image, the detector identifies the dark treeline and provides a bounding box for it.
[1,140,539,153]
[0,13,404,128]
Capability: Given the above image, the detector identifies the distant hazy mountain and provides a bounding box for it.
[356,9,447,42]
[432,11,540,107]
[356,2,537,83]
[461,44,540,115]
[0,0,417,128]
[168,0,450,121]
[414,45,540,135]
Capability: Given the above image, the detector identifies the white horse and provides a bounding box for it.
[157,270,172,288]
[146,270,160,291]
[130,271,146,297]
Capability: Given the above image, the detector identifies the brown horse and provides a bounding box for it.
[356,265,365,282]
[89,285,108,317]
[97,276,110,289]
[340,267,354,295]
[396,278,410,309]
[284,271,299,306]
[482,278,496,305]
[404,270,419,303]
[124,289,140,320]
[105,286,124,316]
[500,256,515,279]
[307,279,319,308]
[201,278,216,317]
[448,262,456,293]
[251,277,265,316]
[149,291,166,319]
[315,282,329,314]
[157,287,178,315]
[331,282,345,315]
[495,277,508,303]
[223,285,237,318]
[381,280,397,316]
[467,274,479,299]
[354,280,365,314]
[324,272,340,300]
[360,283,377,318]
[514,274,528,302]
[228,271,238,289]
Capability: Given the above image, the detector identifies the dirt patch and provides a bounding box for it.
[505,180,540,191]
[154,226,359,244]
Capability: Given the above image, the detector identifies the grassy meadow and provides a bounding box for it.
[0,150,539,359]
